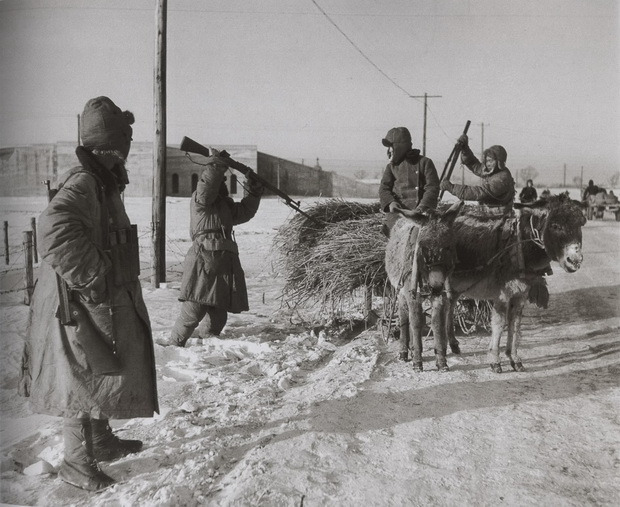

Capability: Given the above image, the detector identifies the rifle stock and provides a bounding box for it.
[180,137,322,225]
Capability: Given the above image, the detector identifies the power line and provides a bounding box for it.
[310,0,412,98]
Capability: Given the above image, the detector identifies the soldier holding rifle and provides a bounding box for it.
[169,149,264,347]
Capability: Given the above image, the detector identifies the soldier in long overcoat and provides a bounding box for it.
[170,153,263,346]
[20,97,158,491]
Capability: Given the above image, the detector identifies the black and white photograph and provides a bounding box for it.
[1,1,618,505]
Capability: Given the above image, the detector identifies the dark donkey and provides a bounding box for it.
[444,193,586,372]
[385,201,464,372]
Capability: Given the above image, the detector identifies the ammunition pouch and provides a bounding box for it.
[108,225,140,286]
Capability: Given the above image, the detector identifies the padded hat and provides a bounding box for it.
[80,96,134,157]
[483,145,507,163]
[382,127,412,147]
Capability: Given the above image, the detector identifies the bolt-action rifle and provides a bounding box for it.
[180,136,322,225]
[439,120,471,200]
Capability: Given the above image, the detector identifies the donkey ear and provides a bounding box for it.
[441,200,464,225]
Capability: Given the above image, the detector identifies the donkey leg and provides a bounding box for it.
[445,296,460,355]
[398,291,411,362]
[410,294,424,372]
[431,294,449,371]
[488,301,507,373]
[506,296,526,372]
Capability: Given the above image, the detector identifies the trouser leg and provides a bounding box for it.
[170,301,209,346]
[198,306,228,337]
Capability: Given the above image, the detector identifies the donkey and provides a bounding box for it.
[444,193,586,373]
[385,200,464,372]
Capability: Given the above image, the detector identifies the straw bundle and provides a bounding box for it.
[274,199,386,312]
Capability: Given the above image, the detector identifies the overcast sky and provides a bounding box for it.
[0,0,618,185]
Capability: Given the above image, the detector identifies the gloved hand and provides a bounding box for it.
[457,134,468,146]
[414,205,430,215]
[79,275,107,304]
[247,178,264,197]
[388,201,402,213]
[440,179,454,192]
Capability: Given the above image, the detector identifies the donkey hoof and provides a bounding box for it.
[437,364,450,372]
[490,363,502,374]
[398,352,410,362]
[412,362,423,372]
[450,342,461,355]
[511,360,525,372]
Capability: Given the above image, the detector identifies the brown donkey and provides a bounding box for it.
[385,201,464,372]
[444,193,586,372]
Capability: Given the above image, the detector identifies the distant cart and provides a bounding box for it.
[587,202,620,221]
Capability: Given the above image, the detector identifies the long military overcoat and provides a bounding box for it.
[20,147,158,419]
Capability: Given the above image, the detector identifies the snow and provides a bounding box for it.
[1,192,619,506]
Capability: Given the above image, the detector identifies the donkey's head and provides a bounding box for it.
[397,201,465,294]
[519,192,586,273]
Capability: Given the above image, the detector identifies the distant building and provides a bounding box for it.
[0,142,379,199]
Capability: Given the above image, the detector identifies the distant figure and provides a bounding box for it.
[605,190,618,204]
[582,180,600,202]
[440,134,515,206]
[541,189,552,200]
[519,179,538,204]
[379,126,440,236]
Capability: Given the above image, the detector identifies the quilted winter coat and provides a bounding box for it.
[449,145,516,206]
[20,147,158,419]
[178,164,260,312]
[379,149,440,212]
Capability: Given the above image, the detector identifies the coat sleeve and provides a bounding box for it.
[460,145,486,177]
[38,173,111,290]
[195,166,228,207]
[379,164,396,212]
[450,170,515,204]
[418,158,439,210]
[230,193,261,226]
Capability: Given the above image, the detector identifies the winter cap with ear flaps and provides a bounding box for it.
[381,127,412,147]
[80,96,134,157]
[483,145,507,163]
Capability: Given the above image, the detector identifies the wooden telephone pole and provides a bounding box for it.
[410,93,441,156]
[152,0,167,287]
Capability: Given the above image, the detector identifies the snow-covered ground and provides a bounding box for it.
[1,190,619,507]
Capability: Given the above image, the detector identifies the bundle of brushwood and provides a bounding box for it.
[273,198,492,332]
[273,199,386,315]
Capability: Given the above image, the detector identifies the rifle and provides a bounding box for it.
[42,179,121,375]
[180,136,322,225]
[439,120,471,200]
[43,180,75,326]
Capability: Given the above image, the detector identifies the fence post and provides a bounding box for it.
[31,217,38,263]
[23,231,34,305]
[4,221,8,265]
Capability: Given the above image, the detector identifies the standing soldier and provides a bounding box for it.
[20,97,159,491]
[169,151,263,347]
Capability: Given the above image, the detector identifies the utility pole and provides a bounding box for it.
[152,0,167,287]
[563,163,566,188]
[410,93,441,156]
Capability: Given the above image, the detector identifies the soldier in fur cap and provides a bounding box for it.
[20,96,158,491]
[440,134,515,206]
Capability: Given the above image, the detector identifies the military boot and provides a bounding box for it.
[58,418,115,491]
[91,418,143,462]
